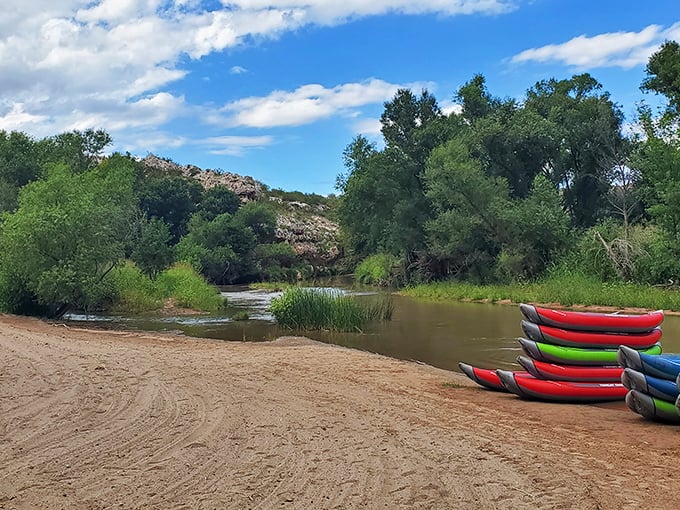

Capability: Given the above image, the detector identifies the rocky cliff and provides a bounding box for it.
[141,155,342,265]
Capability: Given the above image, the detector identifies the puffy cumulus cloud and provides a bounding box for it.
[0,0,510,152]
[221,79,430,128]
[511,22,680,69]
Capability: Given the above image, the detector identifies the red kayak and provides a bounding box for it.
[497,370,628,402]
[520,303,664,333]
[458,362,533,391]
[520,320,662,349]
[517,355,623,382]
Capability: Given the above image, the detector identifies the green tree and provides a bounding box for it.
[137,175,203,243]
[40,129,112,173]
[457,75,556,198]
[525,74,624,227]
[0,158,136,317]
[129,216,174,278]
[199,185,241,221]
[424,139,510,280]
[0,131,43,213]
[176,213,258,284]
[424,140,571,281]
[339,89,454,278]
[641,40,680,118]
[233,201,277,244]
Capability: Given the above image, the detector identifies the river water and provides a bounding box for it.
[65,285,680,374]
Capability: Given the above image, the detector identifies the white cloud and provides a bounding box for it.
[511,22,680,69]
[440,100,463,116]
[202,135,275,155]
[353,118,383,135]
[0,0,512,152]
[221,79,429,128]
[0,103,48,131]
[220,0,515,25]
[230,66,248,74]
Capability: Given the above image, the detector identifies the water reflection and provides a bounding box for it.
[64,286,680,374]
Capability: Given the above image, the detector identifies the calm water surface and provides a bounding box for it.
[66,286,680,374]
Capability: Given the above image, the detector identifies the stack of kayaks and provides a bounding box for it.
[618,345,680,423]
[459,303,665,403]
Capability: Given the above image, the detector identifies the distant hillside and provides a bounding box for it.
[141,155,342,266]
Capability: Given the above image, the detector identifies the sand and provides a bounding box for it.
[0,313,678,510]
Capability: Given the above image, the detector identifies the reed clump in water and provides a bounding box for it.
[270,287,393,332]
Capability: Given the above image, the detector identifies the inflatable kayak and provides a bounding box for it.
[621,368,680,403]
[520,320,662,349]
[625,390,680,423]
[519,337,662,366]
[519,303,664,333]
[517,355,623,382]
[497,370,627,402]
[617,345,680,381]
[458,362,532,391]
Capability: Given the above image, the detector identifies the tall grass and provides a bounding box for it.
[155,263,225,312]
[402,269,680,311]
[110,261,225,313]
[270,287,393,332]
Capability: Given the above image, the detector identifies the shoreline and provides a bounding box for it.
[1,313,678,509]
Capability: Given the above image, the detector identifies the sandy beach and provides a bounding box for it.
[0,313,678,509]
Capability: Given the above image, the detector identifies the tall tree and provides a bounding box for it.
[339,89,454,277]
[525,74,624,227]
[137,175,203,243]
[641,40,680,118]
[0,131,42,213]
[0,158,136,316]
[40,129,112,173]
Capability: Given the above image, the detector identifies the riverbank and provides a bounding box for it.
[402,273,680,313]
[1,314,678,509]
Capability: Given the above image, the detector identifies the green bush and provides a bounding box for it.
[110,262,162,313]
[109,261,225,313]
[355,254,399,286]
[270,287,393,331]
[155,263,226,312]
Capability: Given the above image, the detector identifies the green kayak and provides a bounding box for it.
[519,337,662,366]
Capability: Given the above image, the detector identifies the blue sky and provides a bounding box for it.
[2,1,679,194]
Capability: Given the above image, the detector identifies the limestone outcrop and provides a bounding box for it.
[140,154,342,265]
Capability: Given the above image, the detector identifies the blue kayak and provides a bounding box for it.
[621,368,680,403]
[617,345,680,380]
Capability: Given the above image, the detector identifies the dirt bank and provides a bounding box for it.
[0,314,678,509]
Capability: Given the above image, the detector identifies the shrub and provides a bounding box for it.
[355,254,399,286]
[270,287,393,332]
[155,263,226,312]
[110,262,162,313]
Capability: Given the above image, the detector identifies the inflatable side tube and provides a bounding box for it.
[626,390,680,423]
[677,393,680,416]
[621,368,680,403]
[459,362,506,391]
[519,303,664,333]
[519,338,662,366]
[517,355,623,382]
[497,370,627,402]
[618,346,680,380]
[521,320,662,349]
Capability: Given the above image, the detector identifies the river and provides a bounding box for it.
[65,284,680,373]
